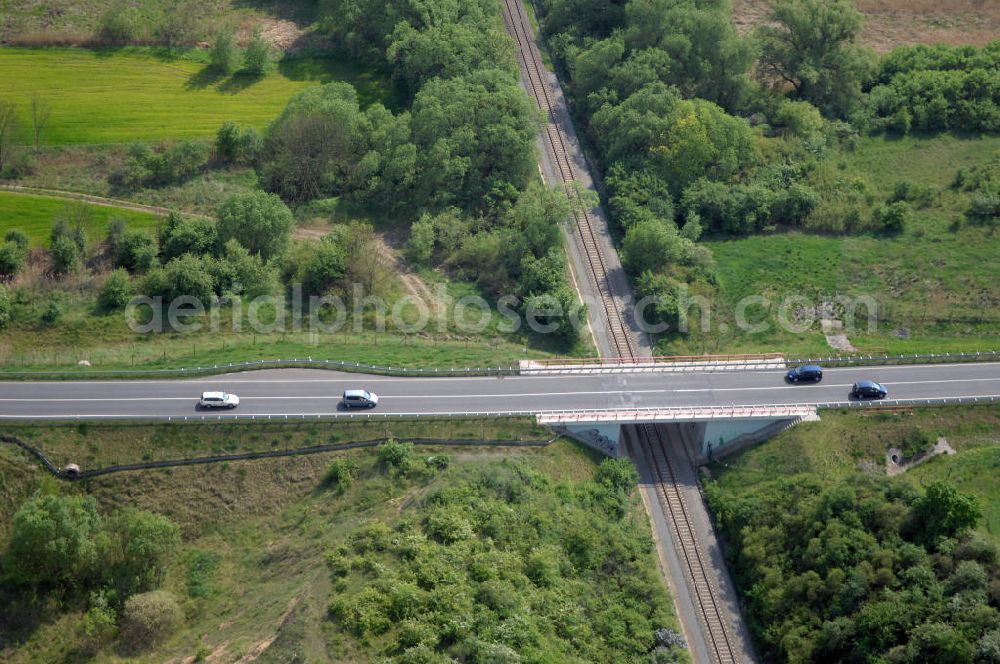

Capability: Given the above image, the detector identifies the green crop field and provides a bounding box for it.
[662,133,1000,356]
[0,190,160,247]
[0,47,395,145]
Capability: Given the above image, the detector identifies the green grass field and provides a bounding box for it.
[661,133,1000,356]
[0,47,395,145]
[0,190,160,247]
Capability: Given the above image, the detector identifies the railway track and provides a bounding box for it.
[499,0,637,360]
[634,424,740,664]
[499,3,743,660]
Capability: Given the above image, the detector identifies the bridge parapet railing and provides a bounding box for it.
[0,350,997,381]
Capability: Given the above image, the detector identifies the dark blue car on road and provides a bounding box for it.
[851,380,888,400]
[786,365,824,383]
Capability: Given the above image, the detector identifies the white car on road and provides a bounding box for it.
[199,391,240,409]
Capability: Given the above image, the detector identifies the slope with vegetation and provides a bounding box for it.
[704,406,1000,662]
[0,427,686,663]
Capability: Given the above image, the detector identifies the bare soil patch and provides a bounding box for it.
[732,0,1000,52]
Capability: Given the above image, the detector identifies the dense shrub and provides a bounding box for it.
[0,285,10,329]
[215,121,262,166]
[706,476,996,662]
[117,141,210,189]
[378,439,414,473]
[300,235,347,296]
[863,42,1000,133]
[160,215,217,260]
[209,30,238,74]
[50,235,80,275]
[328,460,683,662]
[99,268,132,310]
[143,253,215,302]
[243,28,270,75]
[4,229,29,250]
[216,191,294,262]
[119,591,182,652]
[98,3,142,42]
[0,240,26,280]
[40,299,63,326]
[114,230,158,273]
[324,457,360,491]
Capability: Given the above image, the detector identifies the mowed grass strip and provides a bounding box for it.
[0,190,160,247]
[0,47,390,144]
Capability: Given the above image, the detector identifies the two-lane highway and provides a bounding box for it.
[1,362,999,420]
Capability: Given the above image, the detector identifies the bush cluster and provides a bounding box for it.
[327,458,684,662]
[706,476,997,662]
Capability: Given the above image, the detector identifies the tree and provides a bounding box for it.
[119,591,183,653]
[98,2,141,42]
[261,83,371,202]
[755,0,876,117]
[5,229,29,250]
[30,94,52,151]
[621,219,683,275]
[114,230,158,273]
[507,182,570,258]
[161,216,217,260]
[624,0,754,110]
[243,27,270,75]
[341,221,387,294]
[210,29,238,74]
[407,214,436,266]
[99,268,132,310]
[912,481,981,545]
[210,239,279,298]
[50,235,80,275]
[302,235,347,296]
[410,71,539,211]
[0,285,11,330]
[143,253,215,302]
[5,495,102,590]
[216,191,294,262]
[215,121,242,163]
[0,100,17,174]
[101,508,181,598]
[0,241,26,281]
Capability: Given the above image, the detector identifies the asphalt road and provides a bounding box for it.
[0,362,999,420]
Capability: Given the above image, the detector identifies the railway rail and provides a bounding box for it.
[499,0,638,360]
[634,424,739,663]
[498,2,745,660]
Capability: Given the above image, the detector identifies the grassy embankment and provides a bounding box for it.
[708,404,1000,540]
[663,133,1000,357]
[0,425,683,663]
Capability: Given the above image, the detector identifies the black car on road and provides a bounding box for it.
[786,365,823,383]
[850,380,888,400]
